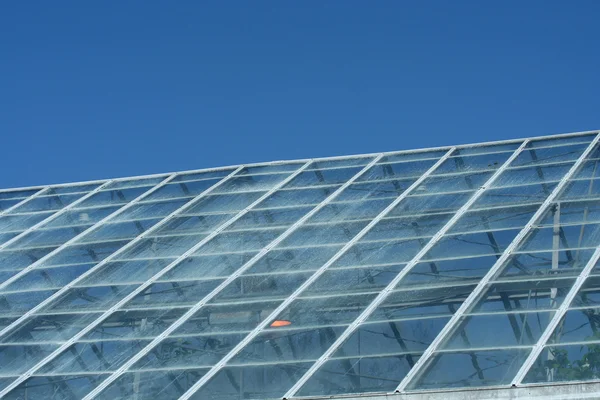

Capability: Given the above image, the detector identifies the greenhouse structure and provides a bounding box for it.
[1,130,600,399]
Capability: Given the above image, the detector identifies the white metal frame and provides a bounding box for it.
[282,140,529,397]
[0,187,51,217]
[173,148,458,400]
[394,132,600,392]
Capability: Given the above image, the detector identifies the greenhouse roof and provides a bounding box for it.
[1,130,600,399]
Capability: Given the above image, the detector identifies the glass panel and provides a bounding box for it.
[142,178,223,201]
[433,152,513,175]
[227,207,312,230]
[110,199,187,222]
[41,285,137,313]
[2,263,96,292]
[309,157,373,170]
[362,214,452,241]
[278,221,367,248]
[269,293,378,329]
[333,179,416,201]
[95,369,207,400]
[193,229,284,255]
[1,312,102,343]
[332,239,425,268]
[414,172,492,194]
[14,194,83,213]
[423,229,519,260]
[174,300,281,335]
[232,326,346,365]
[256,187,339,209]
[493,164,572,188]
[38,339,150,374]
[0,248,56,271]
[454,142,521,156]
[41,240,130,266]
[43,206,120,229]
[409,349,530,389]
[512,142,590,167]
[358,159,438,181]
[471,278,575,313]
[77,187,150,208]
[398,255,500,287]
[450,205,539,234]
[122,279,223,309]
[190,363,312,400]
[297,355,415,396]
[213,173,291,194]
[211,272,312,303]
[164,253,254,281]
[441,312,551,349]
[472,182,557,209]
[181,192,264,215]
[390,191,475,215]
[245,245,342,274]
[499,249,594,279]
[305,264,405,296]
[0,344,58,375]
[0,212,54,234]
[548,308,600,344]
[80,258,174,286]
[335,318,450,357]
[83,308,187,341]
[368,285,475,322]
[8,375,110,400]
[0,290,57,316]
[105,177,165,190]
[522,344,600,384]
[152,214,233,236]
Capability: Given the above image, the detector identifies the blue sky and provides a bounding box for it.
[1,1,599,188]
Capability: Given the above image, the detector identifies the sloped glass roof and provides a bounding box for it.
[1,131,600,399]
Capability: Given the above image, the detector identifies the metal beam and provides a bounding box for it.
[283,140,529,397]
[394,132,600,392]
[173,148,457,400]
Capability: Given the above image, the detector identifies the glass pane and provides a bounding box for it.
[95,369,207,400]
[441,312,551,349]
[297,356,414,396]
[471,278,575,313]
[522,344,600,384]
[409,348,530,389]
[548,308,600,344]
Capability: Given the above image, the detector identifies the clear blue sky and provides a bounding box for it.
[1,1,599,189]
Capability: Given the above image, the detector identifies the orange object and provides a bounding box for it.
[270,320,292,327]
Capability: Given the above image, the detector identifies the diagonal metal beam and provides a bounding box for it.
[511,245,600,384]
[80,154,389,399]
[0,180,115,252]
[282,141,529,397]
[173,149,458,400]
[0,162,312,398]
[394,132,600,392]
